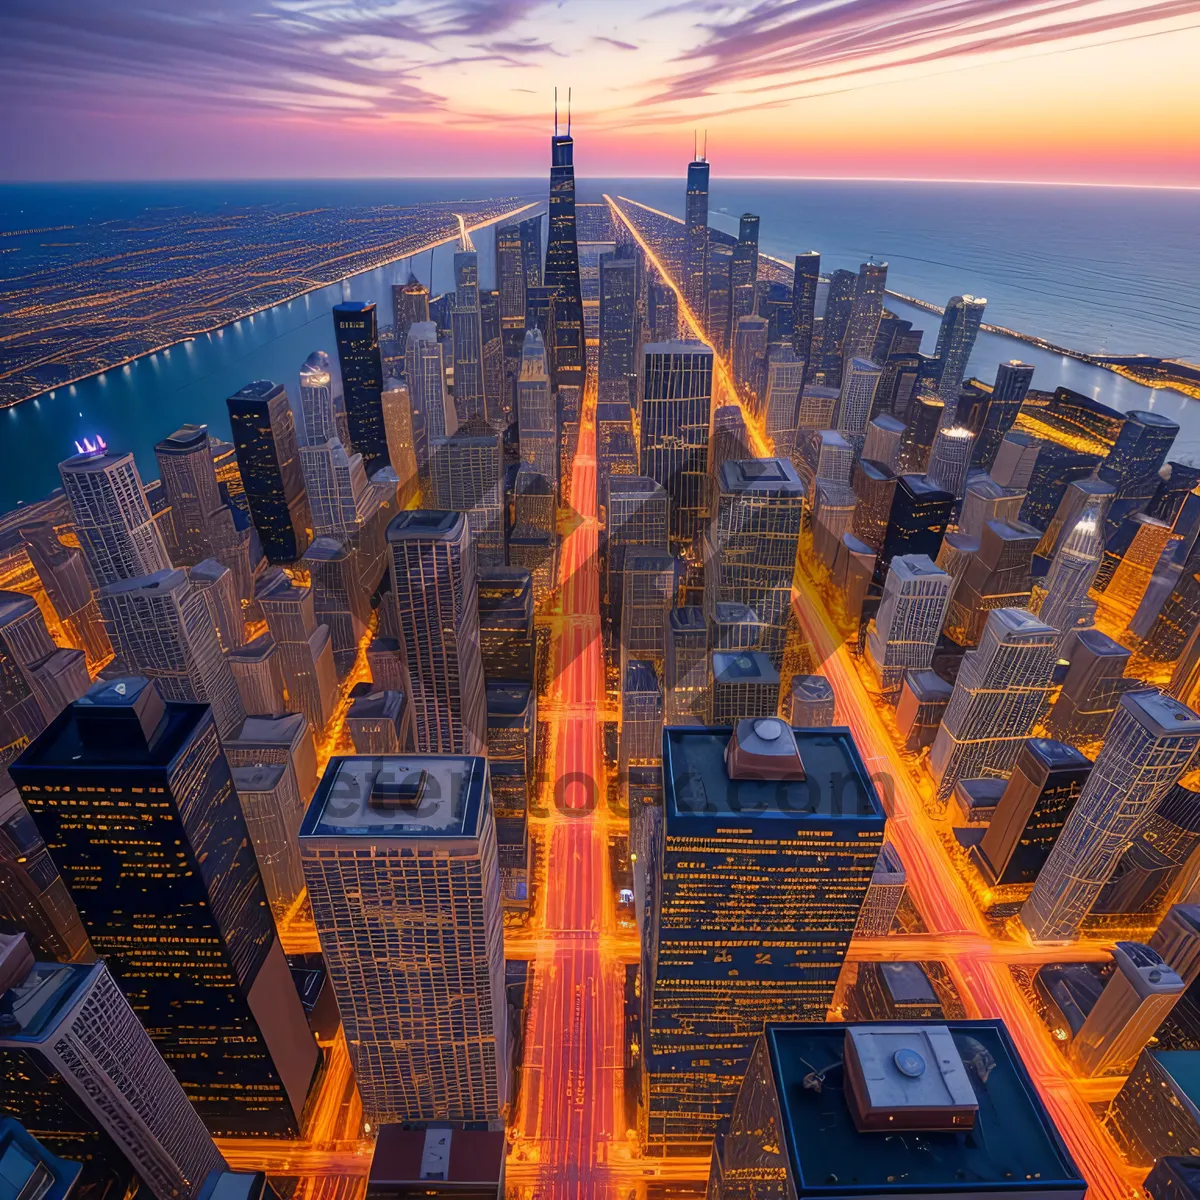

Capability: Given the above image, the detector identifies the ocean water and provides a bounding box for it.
[1,177,1197,511]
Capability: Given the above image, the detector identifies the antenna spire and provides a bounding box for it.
[567,87,571,136]
[693,129,697,160]
[554,87,558,136]
[703,129,708,161]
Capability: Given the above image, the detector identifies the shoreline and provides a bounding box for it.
[0,200,538,412]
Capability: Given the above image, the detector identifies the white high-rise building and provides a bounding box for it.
[405,321,456,475]
[97,568,245,738]
[0,945,226,1199]
[518,328,558,489]
[930,607,1057,808]
[430,431,505,567]
[834,357,882,442]
[59,446,171,588]
[1038,502,1105,646]
[866,554,953,699]
[300,754,508,1126]
[299,350,338,446]
[764,348,806,455]
[926,425,976,498]
[300,438,370,539]
[1022,689,1200,942]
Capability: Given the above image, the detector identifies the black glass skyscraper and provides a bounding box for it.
[730,213,760,329]
[544,130,584,395]
[973,360,1035,470]
[226,380,309,564]
[817,268,857,387]
[599,251,639,407]
[11,678,319,1138]
[683,156,710,320]
[791,251,820,378]
[518,213,543,291]
[877,474,954,582]
[332,301,388,474]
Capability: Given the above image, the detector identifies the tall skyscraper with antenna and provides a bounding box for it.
[544,89,584,396]
[683,134,710,323]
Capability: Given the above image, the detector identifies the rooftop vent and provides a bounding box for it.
[725,718,806,781]
[370,764,428,812]
[844,1025,978,1133]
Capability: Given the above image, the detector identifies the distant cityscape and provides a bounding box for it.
[4,116,1200,1200]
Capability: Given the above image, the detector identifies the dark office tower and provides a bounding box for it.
[640,342,714,549]
[544,128,585,396]
[816,269,857,387]
[516,212,544,289]
[477,566,535,686]
[851,461,898,554]
[974,739,1091,887]
[648,279,678,344]
[973,360,1034,469]
[391,273,429,356]
[226,381,309,564]
[709,407,752,483]
[1091,780,1200,920]
[730,213,760,330]
[0,941,228,1200]
[431,429,505,568]
[642,721,885,1152]
[732,315,769,411]
[596,401,638,501]
[1143,542,1200,664]
[1099,409,1180,536]
[764,348,806,455]
[12,678,319,1137]
[59,445,172,588]
[1023,689,1200,943]
[605,476,670,634]
[896,392,944,474]
[683,154,710,320]
[517,328,557,492]
[620,553,676,661]
[705,459,805,666]
[155,424,222,565]
[876,474,954,582]
[934,294,986,404]
[386,511,486,756]
[599,251,639,406]
[791,251,821,375]
[302,538,366,678]
[719,1021,1085,1200]
[0,789,90,962]
[332,302,388,474]
[843,261,888,364]
[665,607,708,723]
[495,221,526,331]
[705,243,734,355]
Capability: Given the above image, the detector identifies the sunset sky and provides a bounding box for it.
[5,0,1199,184]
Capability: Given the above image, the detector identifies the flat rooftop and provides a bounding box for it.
[301,755,486,840]
[0,962,95,1043]
[768,1021,1084,1197]
[720,457,805,496]
[387,510,464,540]
[231,763,287,793]
[663,725,883,821]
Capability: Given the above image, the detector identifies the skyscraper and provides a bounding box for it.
[842,261,888,364]
[865,554,952,699]
[934,294,987,404]
[97,568,245,739]
[226,381,309,564]
[517,328,557,488]
[732,315,769,410]
[544,122,585,395]
[598,251,639,406]
[405,320,455,477]
[300,754,507,1125]
[519,213,543,290]
[930,607,1058,807]
[1038,501,1105,645]
[705,242,734,355]
[877,474,954,579]
[0,942,227,1200]
[974,360,1034,469]
[683,153,710,320]
[332,301,388,474]
[298,350,338,446]
[764,348,806,455]
[381,378,418,502]
[705,458,805,665]
[155,424,225,565]
[816,269,856,387]
[791,251,820,376]
[640,342,714,549]
[449,244,487,427]
[730,213,760,329]
[430,430,505,567]
[391,273,429,354]
[665,606,708,723]
[300,436,370,540]
[12,678,319,1137]
[386,511,487,756]
[926,425,976,498]
[59,445,171,587]
[643,720,885,1151]
[1022,689,1200,943]
[495,221,526,332]
[620,553,676,660]
[835,357,883,444]
[605,476,670,635]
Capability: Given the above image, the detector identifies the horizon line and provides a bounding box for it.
[3,173,1199,192]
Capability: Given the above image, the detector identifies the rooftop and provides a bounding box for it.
[643,340,713,356]
[231,764,287,793]
[228,380,284,403]
[713,651,779,685]
[889,554,946,581]
[1119,688,1200,739]
[347,690,406,723]
[0,961,97,1044]
[670,606,706,634]
[387,509,465,541]
[767,1021,1085,1198]
[719,457,806,496]
[662,725,883,821]
[1026,739,1091,771]
[157,423,210,451]
[300,755,487,840]
[623,660,660,693]
[486,681,533,718]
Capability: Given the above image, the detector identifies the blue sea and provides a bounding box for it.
[1,177,1197,511]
